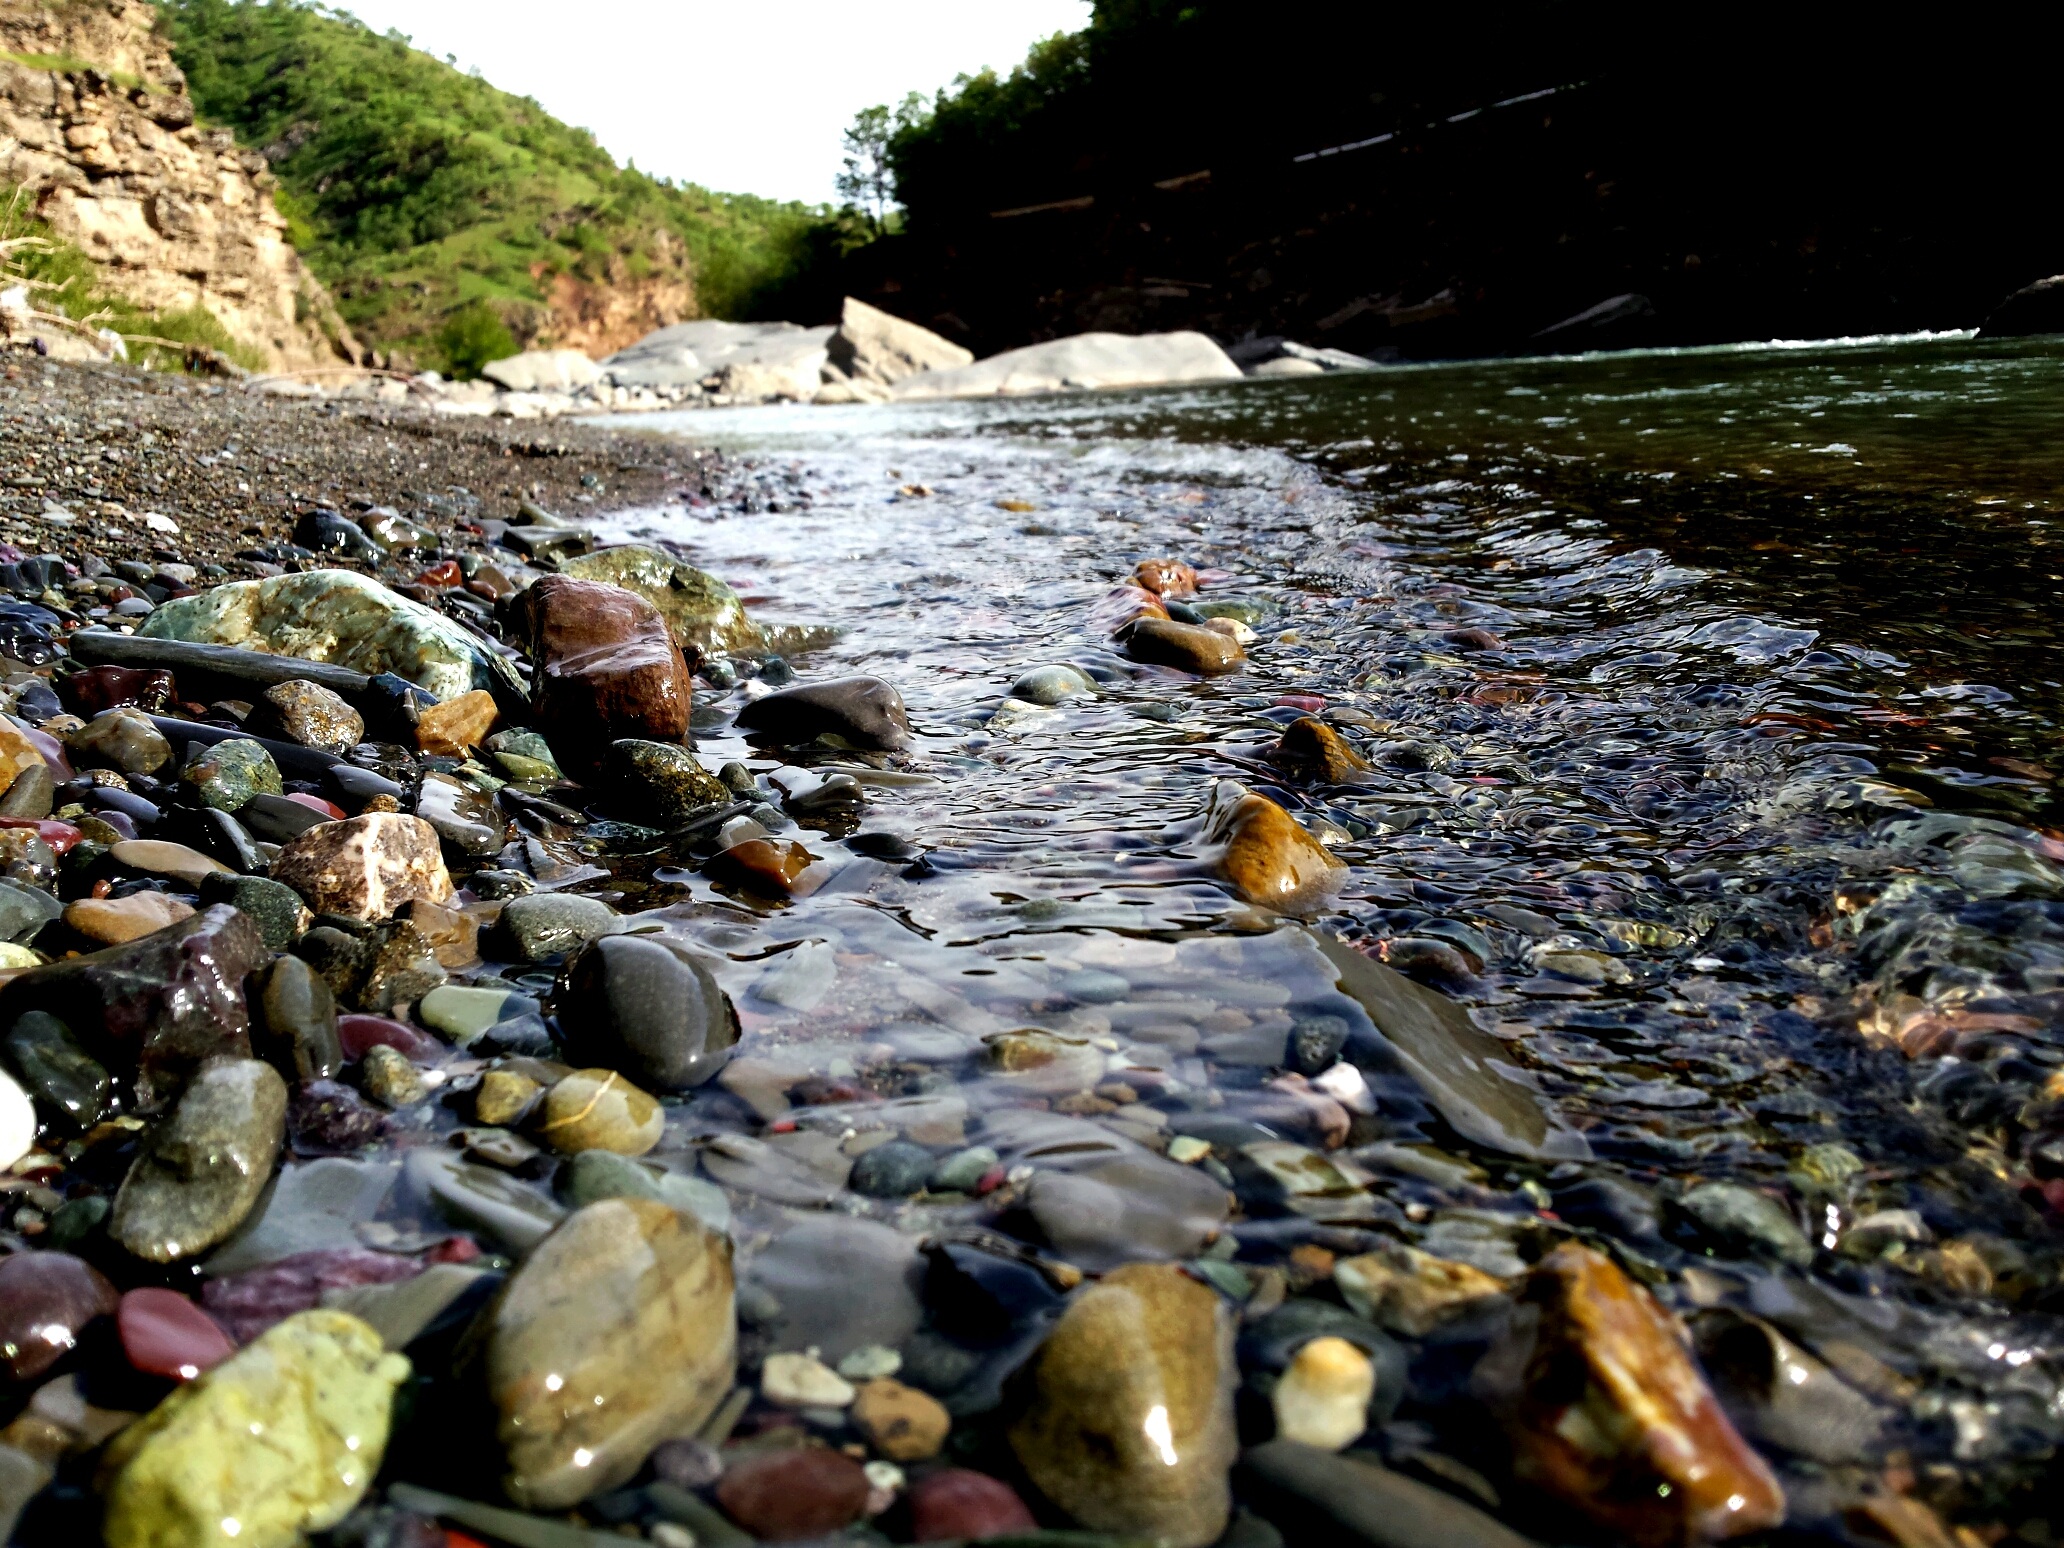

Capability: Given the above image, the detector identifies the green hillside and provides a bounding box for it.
[159,0,828,368]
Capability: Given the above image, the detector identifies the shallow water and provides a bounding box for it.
[584,332,2064,1537]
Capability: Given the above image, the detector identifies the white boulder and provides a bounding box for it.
[603,320,833,391]
[827,296,972,387]
[891,331,1243,401]
[483,349,603,393]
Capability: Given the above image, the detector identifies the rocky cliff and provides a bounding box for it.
[1,0,357,370]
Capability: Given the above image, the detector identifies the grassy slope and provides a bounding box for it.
[159,0,827,368]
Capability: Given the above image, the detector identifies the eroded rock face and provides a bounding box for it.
[1008,1262,1238,1547]
[0,904,266,1112]
[141,570,520,705]
[0,0,359,370]
[99,1310,409,1548]
[1474,1243,1785,1545]
[487,1197,735,1509]
[827,295,973,387]
[270,813,453,922]
[517,576,695,774]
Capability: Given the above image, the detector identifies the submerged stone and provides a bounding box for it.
[552,934,738,1091]
[1124,616,1244,675]
[1009,1261,1238,1548]
[488,1197,735,1509]
[734,676,913,751]
[1204,781,1344,913]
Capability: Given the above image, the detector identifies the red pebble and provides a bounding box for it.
[1275,694,1326,713]
[118,1287,235,1380]
[974,1166,1008,1196]
[283,792,347,821]
[338,1015,444,1062]
[446,1535,489,1548]
[0,818,82,854]
[415,560,464,589]
[715,1449,869,1541]
[908,1470,1038,1543]
[426,1235,481,1264]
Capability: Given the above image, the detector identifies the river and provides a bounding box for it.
[591,330,2064,1542]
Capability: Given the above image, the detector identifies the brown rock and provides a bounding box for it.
[1132,558,1199,597]
[537,1069,664,1155]
[414,690,498,756]
[64,892,194,946]
[1123,617,1244,675]
[851,1377,950,1461]
[706,838,816,896]
[258,681,363,754]
[0,720,47,789]
[108,839,231,889]
[0,1252,118,1381]
[1271,717,1370,783]
[1090,585,1170,634]
[270,814,453,922]
[517,577,694,775]
[1476,1243,1784,1545]
[715,1448,870,1542]
[398,899,480,968]
[1008,1261,1237,1547]
[1204,782,1344,912]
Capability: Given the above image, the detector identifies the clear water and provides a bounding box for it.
[588,331,2064,1534]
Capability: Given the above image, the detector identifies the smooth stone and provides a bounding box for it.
[65,891,193,945]
[1479,1244,1784,1543]
[323,1263,492,1351]
[923,1240,1065,1346]
[1273,1336,1375,1451]
[558,545,769,658]
[399,1150,562,1254]
[1237,1440,1543,1548]
[1022,1152,1231,1270]
[475,1069,545,1127]
[180,738,282,812]
[1334,1243,1510,1336]
[518,576,695,776]
[63,663,175,717]
[851,1377,950,1461]
[419,984,531,1046]
[707,836,817,896]
[0,1251,118,1381]
[552,934,738,1091]
[1677,1182,1814,1266]
[603,739,730,825]
[1312,929,1589,1162]
[1204,781,1343,913]
[1009,1262,1237,1547]
[337,1014,442,1064]
[109,838,231,888]
[254,955,343,1083]
[838,1345,903,1382]
[1061,968,1129,1004]
[0,763,53,820]
[1010,665,1096,706]
[3,1010,110,1133]
[112,1058,287,1264]
[714,1449,869,1542]
[287,1080,388,1156]
[982,1029,1104,1095]
[489,1197,734,1508]
[735,676,913,752]
[699,1132,847,1206]
[907,1469,1038,1543]
[497,893,623,962]
[928,1145,1000,1194]
[1124,617,1244,675]
[398,898,480,967]
[745,1215,925,1363]
[1272,717,1370,783]
[415,772,503,858]
[850,1140,936,1198]
[118,1287,236,1380]
[762,1350,855,1407]
[99,1310,409,1548]
[201,1249,423,1346]
[538,1069,664,1155]
[359,1044,428,1108]
[140,569,519,705]
[414,689,497,756]
[271,814,453,922]
[0,877,59,942]
[67,708,171,776]
[557,1149,668,1209]
[0,904,265,1113]
[258,680,363,754]
[205,1158,402,1277]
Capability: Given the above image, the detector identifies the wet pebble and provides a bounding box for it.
[116,1287,235,1381]
[0,1251,117,1381]
[714,1448,870,1541]
[3,1010,110,1134]
[63,891,193,945]
[553,934,737,1091]
[110,1058,287,1263]
[270,813,453,922]
[735,675,913,751]
[850,1139,935,1198]
[497,892,623,962]
[180,737,281,811]
[538,1069,664,1155]
[1272,1336,1375,1451]
[259,680,363,754]
[762,1349,855,1407]
[359,1044,428,1109]
[907,1469,1039,1543]
[1010,664,1096,705]
[66,708,170,776]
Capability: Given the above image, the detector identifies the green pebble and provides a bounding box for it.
[418,984,530,1046]
[181,739,282,812]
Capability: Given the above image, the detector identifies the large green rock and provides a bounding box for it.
[141,569,522,705]
[558,545,767,659]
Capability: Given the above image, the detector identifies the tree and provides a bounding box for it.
[837,92,929,236]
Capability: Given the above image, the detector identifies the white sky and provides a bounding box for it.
[328,0,1093,206]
